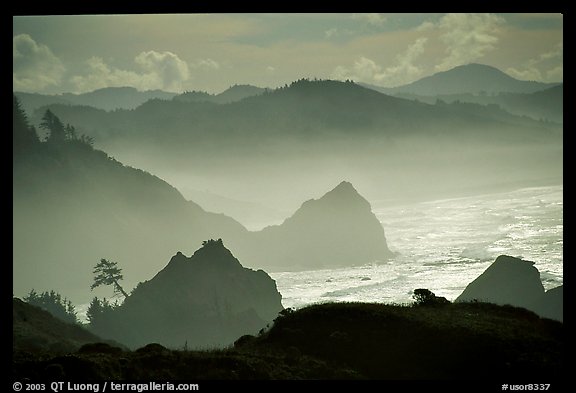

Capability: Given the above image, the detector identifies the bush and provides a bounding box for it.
[412,289,450,306]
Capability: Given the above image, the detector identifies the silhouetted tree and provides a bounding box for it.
[202,238,224,247]
[65,124,78,140]
[40,109,66,143]
[13,95,38,151]
[77,134,95,147]
[91,259,129,298]
[24,289,78,324]
[86,297,115,324]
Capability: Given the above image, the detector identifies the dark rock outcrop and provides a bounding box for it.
[234,181,394,271]
[91,239,284,349]
[455,255,562,322]
[530,285,563,322]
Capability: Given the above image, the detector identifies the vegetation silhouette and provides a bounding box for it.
[13,95,39,152]
[91,259,129,299]
[412,288,450,306]
[13,300,562,379]
[24,290,78,325]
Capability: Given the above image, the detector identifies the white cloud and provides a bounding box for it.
[416,21,435,32]
[324,28,339,39]
[70,50,190,93]
[332,57,382,82]
[135,50,190,90]
[70,57,145,93]
[331,37,428,87]
[506,42,563,82]
[13,34,66,92]
[352,13,387,26]
[546,65,563,81]
[193,58,220,70]
[435,13,504,71]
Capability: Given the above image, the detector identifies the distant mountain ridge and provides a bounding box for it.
[31,78,559,148]
[387,84,563,124]
[16,84,266,115]
[173,84,266,104]
[19,76,561,230]
[364,63,560,96]
[15,87,177,113]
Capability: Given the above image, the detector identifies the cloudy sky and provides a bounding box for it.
[13,13,563,95]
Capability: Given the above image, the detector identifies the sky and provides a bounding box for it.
[13,13,563,95]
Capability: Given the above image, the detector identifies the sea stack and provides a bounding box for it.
[236,181,394,271]
[456,255,562,322]
[90,239,284,349]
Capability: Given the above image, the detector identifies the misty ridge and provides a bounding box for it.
[13,61,563,379]
[15,64,562,218]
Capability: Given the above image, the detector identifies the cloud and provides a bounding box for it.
[434,13,505,71]
[192,58,220,70]
[70,50,190,93]
[135,50,190,90]
[506,42,563,82]
[331,37,428,86]
[416,21,435,32]
[352,13,387,26]
[69,57,146,93]
[324,28,339,39]
[13,34,66,92]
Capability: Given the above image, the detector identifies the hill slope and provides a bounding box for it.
[13,298,108,354]
[13,301,563,380]
[13,136,247,304]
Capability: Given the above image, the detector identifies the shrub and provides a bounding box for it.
[413,289,450,306]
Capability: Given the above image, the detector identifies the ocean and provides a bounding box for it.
[270,184,563,309]
[75,184,563,321]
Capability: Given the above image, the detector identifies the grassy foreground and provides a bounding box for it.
[13,300,562,380]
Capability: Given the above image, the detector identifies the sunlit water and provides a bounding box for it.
[271,185,563,309]
[75,184,563,320]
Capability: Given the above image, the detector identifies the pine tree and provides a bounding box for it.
[40,109,66,144]
[91,259,129,298]
[24,289,79,324]
[13,95,38,151]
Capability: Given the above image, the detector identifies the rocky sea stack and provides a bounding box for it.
[236,181,394,271]
[90,239,284,349]
[456,255,562,322]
